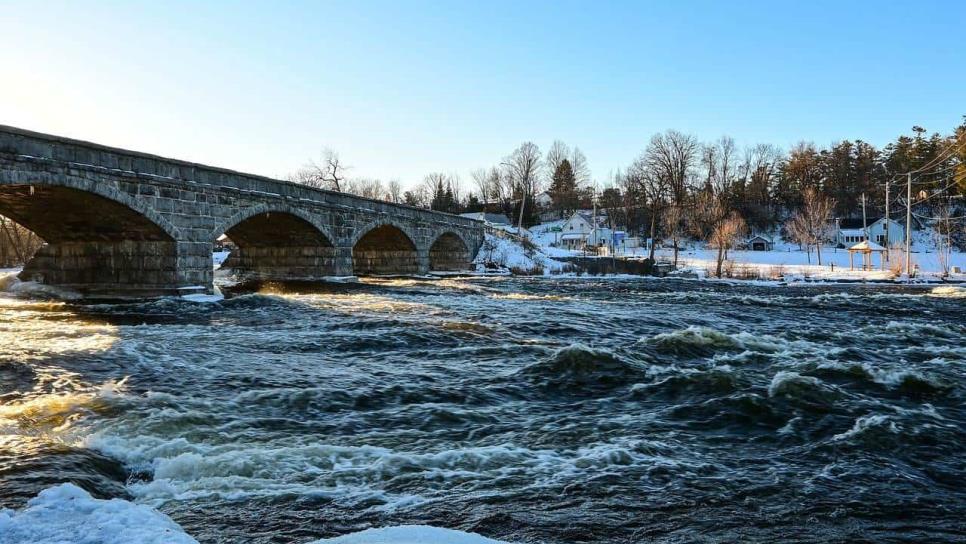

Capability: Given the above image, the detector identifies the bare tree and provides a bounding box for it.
[345,177,385,200]
[0,216,43,267]
[289,147,349,192]
[386,179,403,203]
[786,187,836,265]
[643,130,699,207]
[661,205,686,267]
[471,168,490,211]
[422,172,450,197]
[546,140,590,187]
[701,136,738,194]
[933,200,954,277]
[449,173,464,208]
[545,140,570,177]
[403,185,430,208]
[709,212,747,278]
[502,142,543,230]
[685,192,744,277]
[570,147,591,185]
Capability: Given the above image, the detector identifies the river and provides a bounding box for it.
[1,276,964,543]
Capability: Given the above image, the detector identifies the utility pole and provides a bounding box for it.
[591,183,598,254]
[905,172,913,280]
[884,180,890,262]
[861,193,868,242]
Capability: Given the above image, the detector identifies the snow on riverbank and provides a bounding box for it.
[663,245,966,282]
[308,525,511,544]
[0,484,511,544]
[0,484,198,544]
[474,232,568,274]
[212,250,231,268]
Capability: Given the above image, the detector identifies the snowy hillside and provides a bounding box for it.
[473,231,568,274]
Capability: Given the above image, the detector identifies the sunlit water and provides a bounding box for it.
[1,277,964,543]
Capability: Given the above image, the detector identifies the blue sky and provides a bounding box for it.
[1,1,963,187]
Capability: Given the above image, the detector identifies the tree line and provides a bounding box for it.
[288,118,964,276]
[292,120,964,232]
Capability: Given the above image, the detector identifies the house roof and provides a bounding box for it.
[839,216,920,229]
[459,212,511,225]
[838,228,865,236]
[746,234,772,243]
[560,233,585,240]
[848,240,887,251]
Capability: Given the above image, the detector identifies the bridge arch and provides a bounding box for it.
[0,175,183,296]
[351,220,419,276]
[0,172,183,241]
[212,204,339,280]
[428,231,472,272]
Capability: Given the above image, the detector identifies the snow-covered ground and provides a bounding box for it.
[473,232,568,274]
[523,223,966,282]
[0,483,511,544]
[212,250,231,268]
[659,233,966,282]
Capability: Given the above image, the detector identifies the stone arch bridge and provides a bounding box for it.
[0,126,484,297]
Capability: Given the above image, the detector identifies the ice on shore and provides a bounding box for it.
[0,484,511,544]
[308,525,511,544]
[0,483,197,544]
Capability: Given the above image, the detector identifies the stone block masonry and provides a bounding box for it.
[0,125,484,297]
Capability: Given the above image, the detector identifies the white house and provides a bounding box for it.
[866,218,908,246]
[836,227,867,247]
[535,191,553,208]
[556,211,614,250]
[834,217,918,248]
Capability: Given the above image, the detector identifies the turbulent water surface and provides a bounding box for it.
[1,276,964,543]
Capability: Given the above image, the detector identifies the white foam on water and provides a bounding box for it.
[0,271,82,300]
[832,414,899,442]
[927,285,966,298]
[0,483,198,544]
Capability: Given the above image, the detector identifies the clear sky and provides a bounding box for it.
[2,1,964,188]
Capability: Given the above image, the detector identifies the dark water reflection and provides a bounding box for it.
[1,277,964,543]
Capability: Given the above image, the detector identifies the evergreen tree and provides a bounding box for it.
[548,159,578,215]
[444,182,456,213]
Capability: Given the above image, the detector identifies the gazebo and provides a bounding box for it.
[848,240,887,271]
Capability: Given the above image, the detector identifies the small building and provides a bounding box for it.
[835,217,920,248]
[535,191,553,208]
[837,228,867,247]
[587,227,614,247]
[744,234,773,251]
[560,211,596,237]
[867,218,907,246]
[559,232,586,250]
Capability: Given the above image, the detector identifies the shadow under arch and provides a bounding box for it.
[0,183,182,296]
[213,205,340,280]
[429,231,472,271]
[352,222,419,276]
